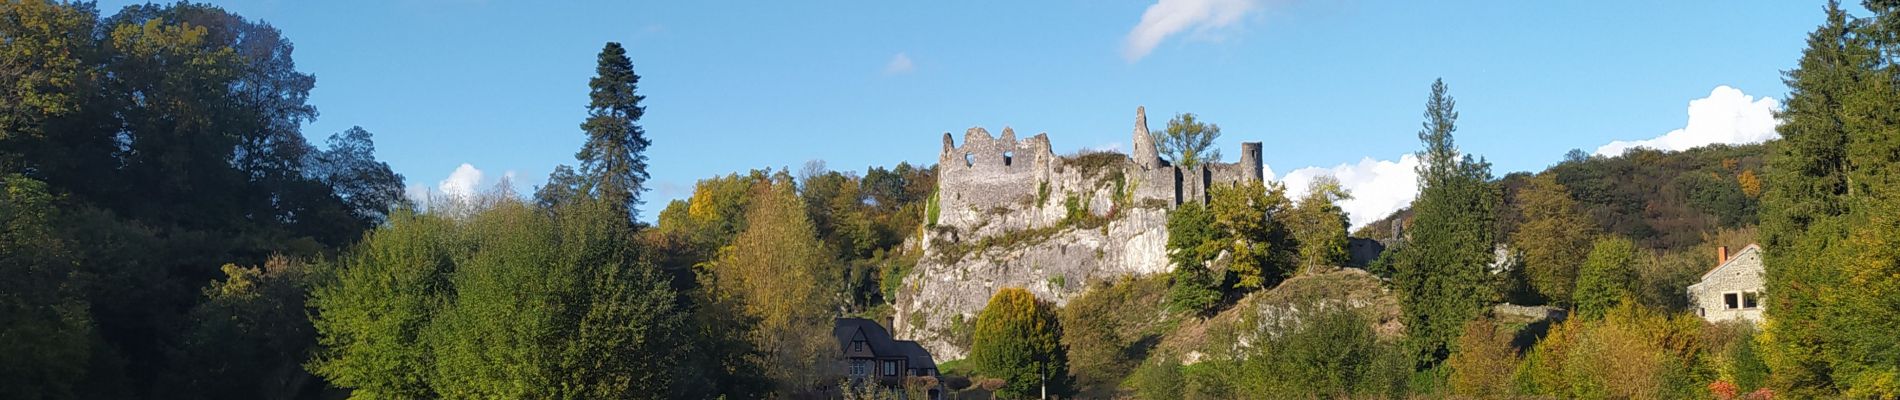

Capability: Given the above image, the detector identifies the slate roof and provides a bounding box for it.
[833,318,937,370]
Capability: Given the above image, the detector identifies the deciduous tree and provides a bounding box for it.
[1511,174,1596,305]
[1157,112,1222,170]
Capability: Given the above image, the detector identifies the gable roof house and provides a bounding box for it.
[834,318,939,386]
[1687,244,1766,324]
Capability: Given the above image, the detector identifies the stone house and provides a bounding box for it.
[834,318,939,385]
[1687,244,1765,324]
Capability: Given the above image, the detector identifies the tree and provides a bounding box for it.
[1157,112,1222,170]
[535,165,585,210]
[1164,202,1224,314]
[307,127,409,226]
[574,42,653,222]
[0,175,96,400]
[1758,2,1900,397]
[165,257,318,400]
[1209,180,1297,289]
[1289,175,1353,271]
[311,198,694,399]
[1511,174,1597,305]
[1573,237,1637,319]
[706,172,836,393]
[1395,78,1500,367]
[309,212,456,399]
[968,288,1072,399]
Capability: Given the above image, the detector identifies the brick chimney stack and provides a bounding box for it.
[1718,246,1730,264]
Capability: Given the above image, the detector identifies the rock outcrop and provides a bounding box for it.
[891,108,1264,360]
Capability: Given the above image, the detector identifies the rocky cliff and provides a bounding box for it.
[891,151,1172,361]
[891,108,1264,361]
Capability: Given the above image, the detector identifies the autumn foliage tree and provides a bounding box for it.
[969,288,1072,399]
[706,171,838,393]
[1288,175,1354,271]
[1511,174,1597,305]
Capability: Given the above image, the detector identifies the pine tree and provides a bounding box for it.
[576,42,652,221]
[1395,79,1500,367]
[1761,2,1900,396]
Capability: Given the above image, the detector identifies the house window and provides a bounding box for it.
[853,340,863,352]
[884,360,897,376]
[1725,292,1740,309]
[1743,291,1760,309]
[850,360,867,377]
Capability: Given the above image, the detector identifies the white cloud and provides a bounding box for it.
[1273,154,1422,230]
[884,52,915,75]
[1594,86,1782,157]
[439,163,485,199]
[1122,0,1265,61]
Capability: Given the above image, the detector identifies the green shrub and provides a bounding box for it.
[1235,307,1408,398]
[1061,277,1171,394]
[1125,358,1184,400]
[925,191,940,226]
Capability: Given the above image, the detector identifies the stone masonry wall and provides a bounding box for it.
[1687,246,1765,324]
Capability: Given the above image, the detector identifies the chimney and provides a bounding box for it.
[1718,246,1730,264]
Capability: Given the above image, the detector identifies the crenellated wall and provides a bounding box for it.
[935,127,1056,230]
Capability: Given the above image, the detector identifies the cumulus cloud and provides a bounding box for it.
[1273,154,1422,229]
[439,163,485,199]
[884,52,915,75]
[1122,0,1265,61]
[1594,86,1782,157]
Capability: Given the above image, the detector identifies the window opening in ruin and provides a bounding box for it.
[1003,151,1014,166]
[964,152,975,167]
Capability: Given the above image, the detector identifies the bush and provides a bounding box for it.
[1125,358,1184,400]
[1515,302,1714,399]
[1236,307,1407,398]
[1446,317,1518,397]
[1060,276,1170,394]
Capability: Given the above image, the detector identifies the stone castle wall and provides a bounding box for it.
[894,107,1267,360]
[935,127,1056,231]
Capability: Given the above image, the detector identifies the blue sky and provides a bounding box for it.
[97,1,1828,225]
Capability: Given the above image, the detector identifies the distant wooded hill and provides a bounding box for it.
[1357,142,1769,253]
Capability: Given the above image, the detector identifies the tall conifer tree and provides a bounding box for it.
[1395,79,1500,367]
[1762,2,1900,397]
[576,42,652,221]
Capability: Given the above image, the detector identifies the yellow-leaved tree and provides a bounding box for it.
[708,171,838,393]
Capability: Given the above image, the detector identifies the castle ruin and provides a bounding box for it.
[898,106,1266,360]
[934,106,1262,229]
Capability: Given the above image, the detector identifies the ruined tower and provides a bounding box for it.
[1240,142,1263,181]
[1132,106,1162,169]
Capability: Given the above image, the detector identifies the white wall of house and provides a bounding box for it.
[1687,245,1765,324]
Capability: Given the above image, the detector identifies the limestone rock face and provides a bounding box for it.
[898,110,1264,361]
[893,153,1171,360]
